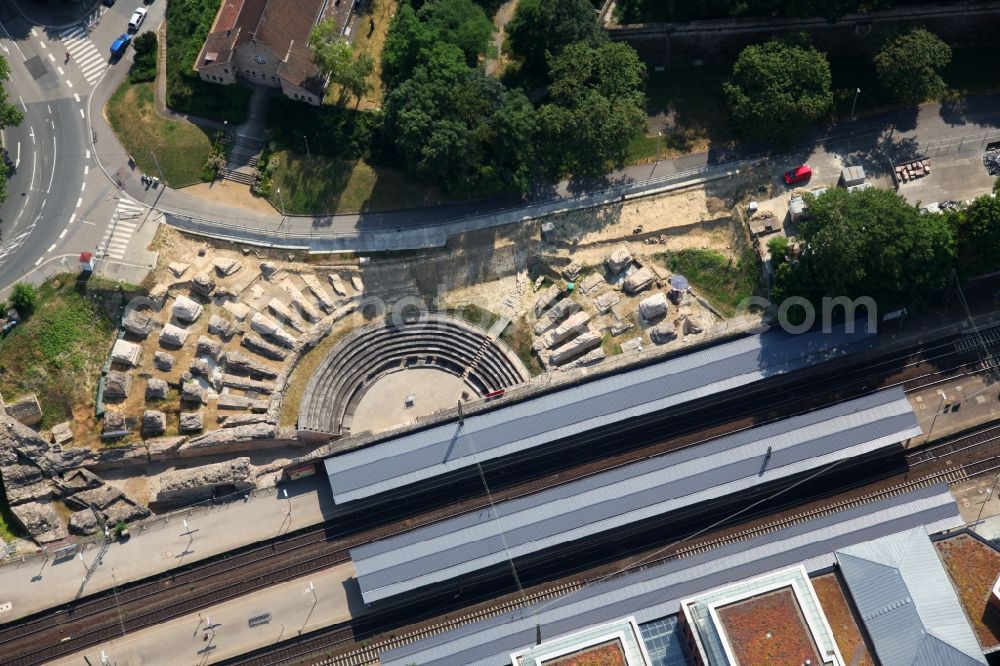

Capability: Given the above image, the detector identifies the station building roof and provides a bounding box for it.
[379,483,962,666]
[352,388,919,605]
[327,325,877,505]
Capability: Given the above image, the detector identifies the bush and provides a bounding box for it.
[10,282,37,317]
[128,32,158,83]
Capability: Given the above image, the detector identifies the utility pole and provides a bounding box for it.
[148,150,166,184]
[850,87,861,120]
[303,134,311,161]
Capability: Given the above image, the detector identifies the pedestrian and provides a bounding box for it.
[368,17,375,38]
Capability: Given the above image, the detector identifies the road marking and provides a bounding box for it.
[85,150,90,159]
[0,20,27,61]
[46,244,56,253]
[57,66,63,75]
[74,93,80,103]
[40,199,46,209]
[59,229,68,239]
[80,181,85,192]
[15,141,19,170]
[49,119,54,129]
[46,104,51,114]
[47,53,54,63]
[79,109,85,119]
[39,41,46,49]
[82,220,95,226]
[18,96,26,112]
[60,26,108,86]
[84,166,89,175]
[0,44,7,55]
[69,213,76,224]
[29,126,34,144]
[46,135,56,195]
[66,80,72,88]
[76,197,82,208]
[34,256,42,266]
[30,28,36,37]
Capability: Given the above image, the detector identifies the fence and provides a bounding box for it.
[920,131,1000,160]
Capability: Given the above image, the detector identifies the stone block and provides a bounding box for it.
[123,309,153,338]
[549,330,601,366]
[279,278,321,322]
[300,274,335,313]
[606,246,632,274]
[223,301,251,321]
[111,339,143,367]
[103,411,129,438]
[196,335,222,360]
[159,323,190,348]
[639,292,668,321]
[69,510,100,536]
[534,298,580,335]
[142,410,166,437]
[153,351,175,371]
[242,334,287,360]
[179,411,204,433]
[250,313,296,349]
[11,501,68,543]
[267,298,304,332]
[533,283,562,317]
[223,351,278,379]
[207,314,237,340]
[146,378,169,401]
[181,381,206,405]
[5,394,42,426]
[167,262,189,278]
[104,370,131,400]
[594,291,620,313]
[650,321,677,344]
[213,257,242,276]
[50,421,74,445]
[171,295,204,323]
[624,266,655,295]
[191,272,216,297]
[328,274,347,296]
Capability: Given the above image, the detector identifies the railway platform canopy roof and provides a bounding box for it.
[326,325,877,506]
[352,388,920,605]
[379,483,963,666]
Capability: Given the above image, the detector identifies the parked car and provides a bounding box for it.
[128,7,147,31]
[102,0,115,6]
[783,165,812,185]
[110,33,131,58]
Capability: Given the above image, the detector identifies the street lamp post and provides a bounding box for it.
[850,87,861,121]
[303,134,311,161]
[148,150,167,184]
[276,188,286,232]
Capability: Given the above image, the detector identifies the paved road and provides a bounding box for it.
[0,0,161,293]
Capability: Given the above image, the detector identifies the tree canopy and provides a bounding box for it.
[773,188,955,311]
[0,56,23,208]
[952,180,1000,278]
[309,18,375,104]
[874,28,951,104]
[722,39,832,145]
[383,43,536,196]
[382,0,493,87]
[506,0,605,80]
[536,41,647,177]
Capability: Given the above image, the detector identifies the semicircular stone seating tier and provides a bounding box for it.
[298,314,530,435]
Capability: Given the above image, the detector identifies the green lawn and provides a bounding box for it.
[656,248,761,317]
[449,304,500,331]
[0,277,115,429]
[106,81,213,187]
[268,151,455,214]
[629,64,733,163]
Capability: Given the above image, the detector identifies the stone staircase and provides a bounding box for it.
[223,133,263,185]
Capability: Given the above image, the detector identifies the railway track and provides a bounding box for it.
[225,415,1000,666]
[2,328,999,665]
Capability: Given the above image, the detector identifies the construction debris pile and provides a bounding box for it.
[984,149,1000,176]
[895,159,931,182]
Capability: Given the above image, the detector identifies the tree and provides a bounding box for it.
[382,0,493,89]
[384,43,536,196]
[308,18,375,103]
[953,184,1000,277]
[419,0,494,67]
[10,282,37,317]
[536,41,647,177]
[0,57,23,130]
[507,0,604,80]
[874,28,951,104]
[722,39,832,145]
[774,188,955,311]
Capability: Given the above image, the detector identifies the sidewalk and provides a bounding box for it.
[51,562,363,666]
[0,475,334,623]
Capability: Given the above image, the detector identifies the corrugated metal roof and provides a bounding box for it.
[836,527,986,666]
[380,484,963,666]
[327,326,877,504]
[353,388,918,604]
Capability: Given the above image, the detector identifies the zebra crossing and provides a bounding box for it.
[96,199,146,262]
[59,24,108,87]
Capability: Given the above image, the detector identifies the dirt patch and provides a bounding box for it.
[181,179,278,215]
